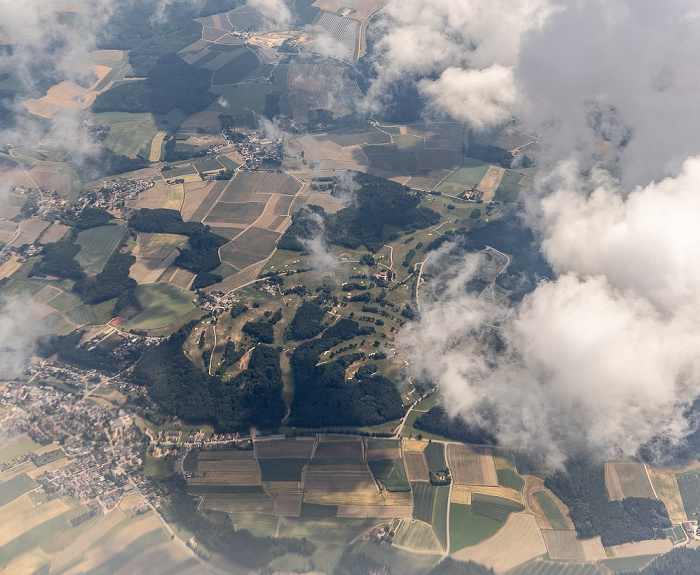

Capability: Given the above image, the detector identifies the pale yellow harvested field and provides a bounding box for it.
[150,131,167,162]
[51,507,127,573]
[648,467,687,522]
[4,547,51,575]
[126,180,169,209]
[91,49,125,61]
[451,487,472,505]
[493,450,517,470]
[402,440,428,452]
[609,538,673,557]
[24,98,60,118]
[164,266,196,290]
[519,175,535,187]
[201,493,274,513]
[477,165,505,203]
[452,513,547,572]
[255,437,316,459]
[63,514,164,575]
[451,485,523,505]
[112,541,194,575]
[137,233,188,260]
[42,221,71,243]
[542,530,586,561]
[447,444,498,486]
[275,492,303,517]
[182,182,219,222]
[91,64,113,84]
[26,457,69,479]
[605,462,655,500]
[303,491,384,505]
[0,257,22,280]
[581,536,607,561]
[130,250,179,285]
[404,452,430,482]
[165,183,185,210]
[264,481,301,492]
[0,495,70,547]
[33,285,62,304]
[311,0,385,20]
[337,504,412,518]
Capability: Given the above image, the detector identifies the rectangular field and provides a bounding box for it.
[258,458,308,482]
[648,468,686,522]
[605,462,655,500]
[471,493,524,523]
[121,284,196,332]
[201,493,274,513]
[541,530,586,561]
[404,452,430,482]
[448,502,502,552]
[411,482,436,523]
[392,519,441,553]
[367,458,410,492]
[337,505,413,518]
[191,450,261,486]
[275,492,303,517]
[677,472,700,518]
[75,225,126,275]
[424,443,446,473]
[312,439,363,460]
[447,444,498,486]
[0,473,38,507]
[303,464,376,492]
[255,437,316,459]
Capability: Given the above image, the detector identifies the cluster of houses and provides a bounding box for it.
[11,185,66,220]
[0,243,41,268]
[235,134,284,171]
[197,290,241,315]
[65,177,155,218]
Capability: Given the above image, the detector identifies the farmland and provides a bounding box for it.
[287,65,361,123]
[404,452,430,482]
[255,437,316,459]
[676,471,700,519]
[424,442,446,472]
[303,463,377,492]
[0,474,38,507]
[648,467,686,522]
[258,458,308,482]
[121,283,196,332]
[605,461,656,500]
[449,503,502,551]
[541,530,588,561]
[533,491,569,530]
[312,14,359,61]
[412,482,436,523]
[190,450,262,486]
[498,468,525,491]
[0,435,40,464]
[75,224,126,275]
[432,485,450,549]
[471,493,524,523]
[448,444,498,486]
[509,561,606,575]
[368,458,411,492]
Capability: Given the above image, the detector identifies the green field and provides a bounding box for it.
[664,524,687,544]
[533,491,568,530]
[412,482,436,523]
[0,473,38,506]
[437,158,490,195]
[497,468,525,492]
[81,527,170,575]
[368,458,410,492]
[258,458,308,482]
[230,513,278,537]
[393,134,425,151]
[508,560,606,575]
[65,299,117,326]
[424,442,446,472]
[448,503,502,551]
[299,503,338,518]
[493,169,526,203]
[212,49,261,85]
[0,437,40,464]
[599,555,660,573]
[210,83,272,128]
[432,485,450,549]
[122,283,196,332]
[47,291,81,312]
[31,449,64,467]
[676,472,700,519]
[143,454,171,479]
[392,520,440,552]
[75,225,126,275]
[471,493,524,523]
[99,113,159,159]
[187,485,264,494]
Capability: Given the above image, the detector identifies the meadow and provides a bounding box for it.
[75,225,126,275]
[676,471,700,518]
[122,283,195,332]
[533,491,569,530]
[411,482,436,523]
[448,502,502,551]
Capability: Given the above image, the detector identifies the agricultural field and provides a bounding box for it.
[100,113,160,159]
[541,530,588,561]
[368,458,410,492]
[608,538,672,558]
[336,504,412,518]
[392,519,442,552]
[254,436,316,459]
[311,0,385,21]
[432,485,450,549]
[364,438,401,461]
[189,450,262,486]
[201,493,275,513]
[675,471,700,519]
[648,467,686,522]
[605,461,656,501]
[0,473,38,507]
[0,435,40,464]
[303,463,377,492]
[508,560,606,575]
[598,555,660,573]
[449,503,502,551]
[452,513,547,572]
[164,183,184,210]
[471,494,524,523]
[412,482,436,523]
[350,540,442,575]
[287,65,361,123]
[274,493,303,517]
[75,224,126,275]
[424,442,446,472]
[448,445,499,486]
[9,217,49,248]
[532,491,569,530]
[258,458,308,482]
[498,468,525,491]
[312,13,359,61]
[121,283,196,332]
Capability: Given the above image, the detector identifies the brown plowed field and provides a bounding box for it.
[447,445,498,486]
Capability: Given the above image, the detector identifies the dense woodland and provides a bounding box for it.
[29,242,85,281]
[68,148,148,182]
[132,322,285,431]
[545,459,671,546]
[161,474,315,569]
[415,407,495,444]
[633,548,700,574]
[280,173,440,253]
[37,331,120,373]
[289,300,326,340]
[289,318,404,427]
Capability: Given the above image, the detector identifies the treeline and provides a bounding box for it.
[544,459,671,546]
[92,54,216,116]
[464,129,513,168]
[75,208,114,230]
[289,300,326,340]
[129,209,227,288]
[414,406,495,445]
[161,474,315,569]
[426,558,495,575]
[29,242,85,281]
[289,318,404,427]
[279,173,440,253]
[74,251,137,305]
[131,322,285,431]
